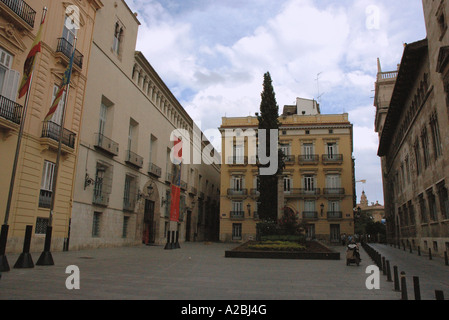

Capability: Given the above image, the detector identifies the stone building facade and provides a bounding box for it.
[219,98,355,243]
[0,0,102,253]
[70,0,220,251]
[376,2,449,255]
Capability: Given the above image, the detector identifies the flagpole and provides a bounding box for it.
[0,8,47,273]
[36,37,77,266]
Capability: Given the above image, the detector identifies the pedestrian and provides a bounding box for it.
[341,233,346,246]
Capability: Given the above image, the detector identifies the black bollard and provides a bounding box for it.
[413,276,421,300]
[386,260,393,282]
[393,266,400,292]
[429,248,432,260]
[175,231,180,249]
[164,231,172,250]
[170,230,176,249]
[36,226,54,266]
[435,290,445,300]
[445,251,448,266]
[0,224,10,272]
[382,257,386,275]
[13,225,34,269]
[400,272,408,300]
[418,246,421,256]
[409,244,412,254]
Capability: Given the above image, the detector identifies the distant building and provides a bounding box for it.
[219,98,355,244]
[357,191,384,223]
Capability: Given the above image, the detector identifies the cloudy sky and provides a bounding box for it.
[126,0,427,205]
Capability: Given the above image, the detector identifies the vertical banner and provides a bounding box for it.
[169,138,182,222]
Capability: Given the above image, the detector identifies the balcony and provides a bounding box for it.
[0,0,36,29]
[283,155,295,164]
[327,211,343,220]
[180,180,188,191]
[165,172,173,184]
[189,186,197,196]
[227,156,248,166]
[298,155,319,165]
[323,188,345,198]
[0,95,22,129]
[148,163,162,178]
[322,154,343,164]
[94,133,119,156]
[230,211,245,220]
[38,189,52,209]
[56,38,84,69]
[284,188,320,199]
[125,150,143,169]
[302,211,318,221]
[250,188,260,199]
[93,192,109,207]
[123,198,136,212]
[41,121,76,150]
[227,189,248,199]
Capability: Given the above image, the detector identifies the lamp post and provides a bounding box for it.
[247,203,251,218]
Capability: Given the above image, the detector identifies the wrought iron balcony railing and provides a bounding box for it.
[125,150,144,168]
[230,211,245,220]
[323,188,345,196]
[56,37,84,69]
[302,211,318,220]
[322,154,344,163]
[227,189,248,198]
[0,0,36,28]
[94,133,119,156]
[298,155,319,164]
[41,121,76,149]
[327,211,343,220]
[0,94,22,125]
[148,163,162,178]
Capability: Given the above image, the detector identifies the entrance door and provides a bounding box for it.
[185,211,192,242]
[143,200,155,244]
[330,224,340,243]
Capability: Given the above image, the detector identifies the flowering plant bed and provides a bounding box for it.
[225,241,340,260]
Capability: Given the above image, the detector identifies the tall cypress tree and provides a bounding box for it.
[257,72,283,222]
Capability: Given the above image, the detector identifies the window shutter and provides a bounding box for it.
[3,69,20,102]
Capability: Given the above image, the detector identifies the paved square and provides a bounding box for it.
[0,242,400,300]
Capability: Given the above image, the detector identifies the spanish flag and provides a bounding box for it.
[18,9,46,99]
[44,45,75,123]
[170,138,183,222]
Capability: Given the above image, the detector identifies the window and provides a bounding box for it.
[99,102,108,136]
[112,22,123,55]
[303,143,315,160]
[35,217,49,235]
[408,201,416,225]
[327,143,337,158]
[124,175,137,212]
[0,47,19,102]
[128,119,138,152]
[39,161,55,208]
[63,14,77,46]
[433,241,438,252]
[326,175,341,189]
[328,201,340,212]
[232,223,242,240]
[419,194,428,223]
[421,128,431,168]
[430,112,443,159]
[303,175,315,191]
[122,216,129,238]
[92,212,101,237]
[283,176,292,192]
[50,84,66,125]
[304,200,316,213]
[414,139,422,175]
[93,163,112,206]
[437,183,449,220]
[427,189,438,221]
[405,157,411,184]
[279,142,291,156]
[232,201,243,214]
[231,176,243,191]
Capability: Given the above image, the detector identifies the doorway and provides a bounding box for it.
[143,200,155,244]
[330,224,340,243]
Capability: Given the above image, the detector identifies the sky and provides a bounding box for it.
[126,0,427,205]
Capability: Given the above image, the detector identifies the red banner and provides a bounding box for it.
[170,185,181,222]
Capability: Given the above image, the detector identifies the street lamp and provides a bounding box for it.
[247,203,251,217]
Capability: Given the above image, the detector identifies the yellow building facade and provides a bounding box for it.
[219,98,356,243]
[0,0,102,253]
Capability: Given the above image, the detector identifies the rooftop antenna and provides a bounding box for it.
[315,72,324,104]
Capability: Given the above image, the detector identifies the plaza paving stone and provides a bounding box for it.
[0,242,402,300]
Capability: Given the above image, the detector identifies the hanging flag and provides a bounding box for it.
[44,44,75,123]
[170,138,183,222]
[18,10,46,99]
